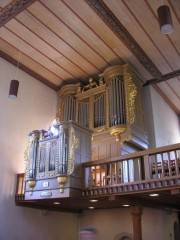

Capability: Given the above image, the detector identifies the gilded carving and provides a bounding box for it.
[28,180,36,196]
[82,78,97,92]
[67,127,79,175]
[125,73,137,124]
[24,142,29,180]
[109,126,126,142]
[56,99,62,122]
[98,77,104,86]
[57,175,68,193]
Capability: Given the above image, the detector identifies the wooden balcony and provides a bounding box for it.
[82,143,180,195]
[15,143,180,213]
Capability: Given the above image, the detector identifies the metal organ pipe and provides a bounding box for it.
[63,100,67,122]
[109,77,126,127]
[119,80,122,124]
[63,96,76,122]
[58,129,68,174]
[116,78,120,124]
[67,96,70,121]
[109,82,113,126]
[84,103,87,126]
[119,79,123,124]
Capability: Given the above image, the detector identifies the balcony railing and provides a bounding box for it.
[82,143,180,197]
[15,173,25,201]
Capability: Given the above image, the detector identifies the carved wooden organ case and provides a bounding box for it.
[56,64,146,148]
[25,122,92,199]
[24,64,147,199]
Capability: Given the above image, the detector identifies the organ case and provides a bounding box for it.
[57,64,146,147]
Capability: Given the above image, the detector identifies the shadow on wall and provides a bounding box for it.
[114,232,133,240]
[174,221,180,240]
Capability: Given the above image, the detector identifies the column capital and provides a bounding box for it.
[130,205,143,216]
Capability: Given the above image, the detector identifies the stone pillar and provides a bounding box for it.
[130,205,143,240]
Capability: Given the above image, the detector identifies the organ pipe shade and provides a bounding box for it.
[8,80,19,99]
[157,5,173,34]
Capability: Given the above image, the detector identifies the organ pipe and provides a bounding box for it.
[57,64,137,143]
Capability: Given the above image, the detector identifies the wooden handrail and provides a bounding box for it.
[82,143,180,190]
[82,143,180,167]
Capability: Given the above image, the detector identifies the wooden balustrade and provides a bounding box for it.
[15,173,25,201]
[82,143,180,195]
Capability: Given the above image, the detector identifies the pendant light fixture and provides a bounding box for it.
[8,80,19,99]
[8,44,22,99]
[157,1,173,34]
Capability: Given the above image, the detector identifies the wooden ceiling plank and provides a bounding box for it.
[169,0,180,24]
[64,0,130,50]
[5,18,87,81]
[24,11,100,76]
[42,0,123,66]
[64,0,151,80]
[0,26,74,80]
[85,0,162,79]
[28,1,108,72]
[15,11,91,80]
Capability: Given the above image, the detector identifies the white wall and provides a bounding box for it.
[0,58,79,240]
[143,86,180,148]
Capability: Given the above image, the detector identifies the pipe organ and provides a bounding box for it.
[57,64,138,143]
[25,122,92,199]
[24,64,148,200]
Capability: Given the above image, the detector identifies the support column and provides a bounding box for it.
[130,205,143,240]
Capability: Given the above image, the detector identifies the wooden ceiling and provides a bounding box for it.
[0,0,180,115]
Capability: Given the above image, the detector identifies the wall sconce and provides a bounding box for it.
[157,4,173,34]
[8,80,19,99]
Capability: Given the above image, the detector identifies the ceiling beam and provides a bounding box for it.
[143,69,180,86]
[0,0,38,27]
[85,0,162,79]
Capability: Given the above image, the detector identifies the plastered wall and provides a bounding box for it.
[143,86,180,148]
